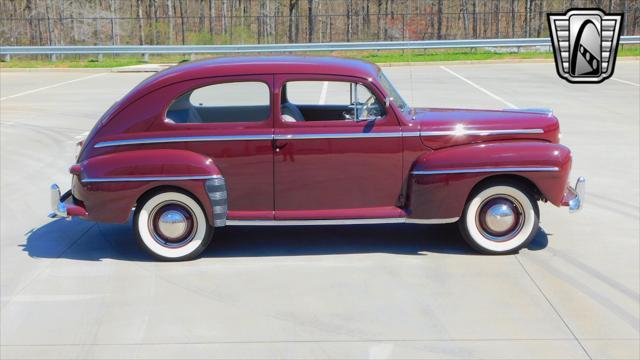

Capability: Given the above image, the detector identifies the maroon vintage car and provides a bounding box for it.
[50,56,584,260]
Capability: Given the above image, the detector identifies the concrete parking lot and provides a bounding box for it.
[1,60,638,359]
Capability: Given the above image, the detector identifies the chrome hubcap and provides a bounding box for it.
[157,210,189,239]
[476,195,524,242]
[484,203,516,233]
[148,201,196,248]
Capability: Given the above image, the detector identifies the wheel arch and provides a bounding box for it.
[466,174,544,203]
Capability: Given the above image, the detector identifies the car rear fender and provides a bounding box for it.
[72,149,226,226]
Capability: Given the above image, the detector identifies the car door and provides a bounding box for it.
[273,74,404,219]
[160,75,275,220]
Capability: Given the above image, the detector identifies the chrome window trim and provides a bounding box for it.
[94,135,273,148]
[225,217,459,226]
[93,128,545,148]
[81,175,222,183]
[419,128,544,136]
[411,167,560,175]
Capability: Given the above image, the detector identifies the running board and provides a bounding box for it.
[225,217,459,226]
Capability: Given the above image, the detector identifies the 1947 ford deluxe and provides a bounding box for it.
[49,56,585,261]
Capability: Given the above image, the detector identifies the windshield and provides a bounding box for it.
[378,71,410,114]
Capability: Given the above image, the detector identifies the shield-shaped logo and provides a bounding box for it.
[548,9,623,83]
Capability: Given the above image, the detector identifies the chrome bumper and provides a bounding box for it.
[568,177,586,213]
[49,184,70,220]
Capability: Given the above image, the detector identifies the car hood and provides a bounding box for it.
[411,107,560,149]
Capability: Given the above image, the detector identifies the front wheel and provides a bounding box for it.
[134,190,212,261]
[459,181,539,254]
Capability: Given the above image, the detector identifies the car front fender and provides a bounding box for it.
[407,141,572,220]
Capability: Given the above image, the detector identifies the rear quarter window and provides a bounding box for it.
[166,81,270,124]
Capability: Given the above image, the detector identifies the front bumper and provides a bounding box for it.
[49,184,88,220]
[561,177,586,213]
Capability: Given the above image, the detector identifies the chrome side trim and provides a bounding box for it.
[274,132,404,140]
[411,167,559,175]
[401,131,421,137]
[94,135,273,148]
[506,108,553,116]
[93,128,545,148]
[420,128,544,136]
[405,217,460,224]
[81,175,222,183]
[225,217,459,226]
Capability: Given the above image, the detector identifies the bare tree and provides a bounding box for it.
[307,0,314,42]
[511,0,517,37]
[178,0,186,44]
[288,0,299,43]
[136,0,145,44]
[437,0,443,39]
[347,0,353,41]
[461,0,470,38]
[209,0,216,35]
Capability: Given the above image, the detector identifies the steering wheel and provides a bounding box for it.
[344,94,377,120]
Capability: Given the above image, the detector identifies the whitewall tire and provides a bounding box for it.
[134,191,212,261]
[459,182,539,254]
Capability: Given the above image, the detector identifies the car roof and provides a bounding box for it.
[130,56,379,96]
[116,56,382,115]
[166,55,379,78]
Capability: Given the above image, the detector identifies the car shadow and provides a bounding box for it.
[22,218,549,262]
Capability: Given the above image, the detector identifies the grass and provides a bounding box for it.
[1,45,638,68]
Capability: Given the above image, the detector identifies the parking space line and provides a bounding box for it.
[515,255,593,359]
[612,78,640,87]
[439,66,518,109]
[318,81,328,104]
[0,73,108,101]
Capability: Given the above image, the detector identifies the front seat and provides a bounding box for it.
[281,102,305,122]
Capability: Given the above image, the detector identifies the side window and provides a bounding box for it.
[166,81,270,124]
[282,81,385,122]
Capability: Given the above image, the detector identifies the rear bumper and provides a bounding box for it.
[49,184,89,220]
[561,177,586,213]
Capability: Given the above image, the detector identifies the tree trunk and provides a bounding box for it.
[222,0,228,36]
[167,0,175,44]
[178,0,186,45]
[307,0,314,42]
[436,0,443,39]
[136,0,145,45]
[209,0,215,35]
[288,0,299,43]
[511,0,516,38]
[44,0,54,45]
[525,0,531,38]
[199,0,206,32]
[462,0,470,38]
[496,0,500,38]
[536,0,544,38]
[347,0,353,41]
[472,0,478,38]
[152,0,159,44]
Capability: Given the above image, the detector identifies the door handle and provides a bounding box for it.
[272,139,288,152]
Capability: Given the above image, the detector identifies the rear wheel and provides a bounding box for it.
[134,190,212,261]
[459,181,539,254]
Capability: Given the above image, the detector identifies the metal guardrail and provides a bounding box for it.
[1,36,639,61]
